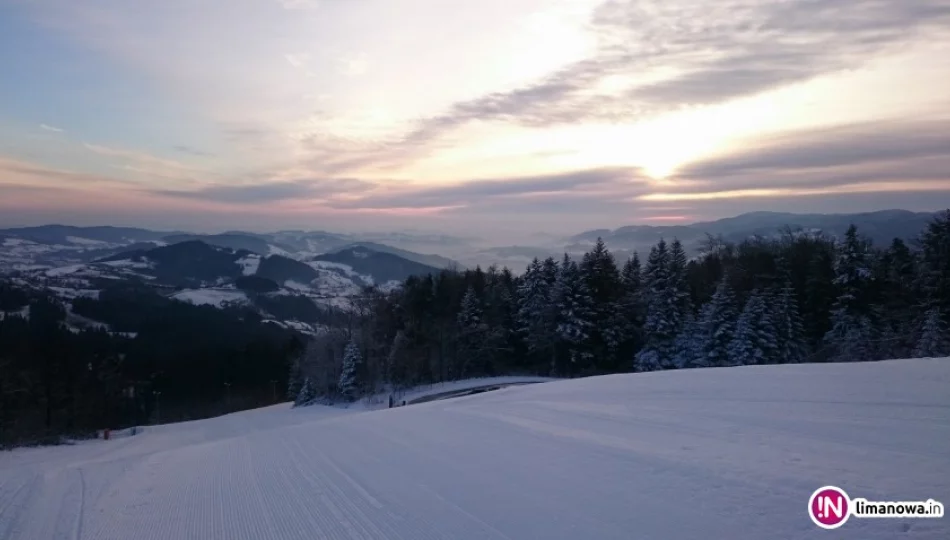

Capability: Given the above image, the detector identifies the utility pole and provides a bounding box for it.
[270,380,277,402]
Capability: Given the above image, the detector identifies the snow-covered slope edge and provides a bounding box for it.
[331,376,556,409]
[1,358,947,540]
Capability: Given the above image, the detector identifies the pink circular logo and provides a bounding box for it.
[808,486,851,529]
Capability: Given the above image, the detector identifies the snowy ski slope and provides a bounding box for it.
[1,358,948,540]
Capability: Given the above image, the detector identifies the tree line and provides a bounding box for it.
[0,282,304,447]
[3,212,948,444]
[292,211,950,404]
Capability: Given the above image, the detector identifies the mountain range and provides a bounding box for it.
[1,209,943,331]
[464,209,941,269]
[2,209,941,273]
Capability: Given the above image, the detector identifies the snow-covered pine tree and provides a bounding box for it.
[636,240,676,371]
[695,277,738,368]
[458,286,482,329]
[581,239,627,371]
[771,280,808,364]
[339,339,362,401]
[486,278,516,371]
[517,258,557,368]
[457,286,488,377]
[294,377,317,407]
[619,253,644,351]
[554,254,595,374]
[729,292,778,366]
[914,308,949,358]
[653,238,694,370]
[918,211,950,322]
[541,256,560,288]
[804,242,836,346]
[671,314,702,369]
[824,225,877,362]
[877,239,918,359]
[668,239,693,318]
[622,253,642,292]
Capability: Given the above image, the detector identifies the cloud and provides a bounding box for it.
[613,118,950,203]
[154,178,376,204]
[276,0,319,10]
[0,156,140,191]
[674,119,950,187]
[639,182,950,203]
[40,124,65,133]
[172,145,213,157]
[340,53,368,77]
[392,0,950,148]
[84,142,195,170]
[83,142,209,185]
[326,116,950,219]
[284,53,309,69]
[329,167,644,210]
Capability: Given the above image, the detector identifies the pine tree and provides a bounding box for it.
[659,239,694,370]
[622,253,643,292]
[671,314,702,369]
[771,281,808,364]
[877,239,918,359]
[294,377,317,407]
[517,259,557,374]
[919,211,950,314]
[695,278,738,368]
[619,253,644,354]
[554,254,595,375]
[581,238,626,372]
[914,308,949,358]
[636,240,677,371]
[668,239,693,318]
[804,242,836,346]
[339,339,362,401]
[457,286,488,377]
[485,279,516,373]
[729,292,778,366]
[517,259,558,370]
[541,257,560,288]
[824,225,877,362]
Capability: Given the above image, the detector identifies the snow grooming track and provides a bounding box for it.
[1,358,949,540]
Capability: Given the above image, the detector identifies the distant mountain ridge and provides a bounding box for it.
[327,241,457,270]
[0,226,462,274]
[455,209,944,270]
[567,210,940,253]
[0,224,179,244]
[313,247,443,284]
[2,209,944,275]
[162,233,284,255]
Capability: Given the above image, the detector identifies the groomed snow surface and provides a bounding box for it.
[1,359,948,540]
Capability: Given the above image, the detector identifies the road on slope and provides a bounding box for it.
[1,358,949,540]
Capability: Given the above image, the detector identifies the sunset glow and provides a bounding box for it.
[1,0,948,237]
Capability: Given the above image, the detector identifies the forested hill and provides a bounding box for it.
[3,210,950,448]
[312,247,442,284]
[0,282,307,447]
[290,210,950,405]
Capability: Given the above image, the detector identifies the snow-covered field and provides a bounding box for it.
[236,254,261,276]
[1,359,948,540]
[171,289,248,307]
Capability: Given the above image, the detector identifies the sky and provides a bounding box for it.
[1,0,949,240]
